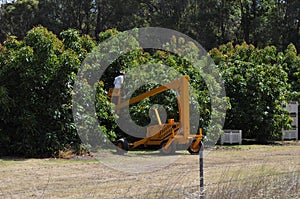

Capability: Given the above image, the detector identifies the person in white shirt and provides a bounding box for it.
[112,71,125,105]
[114,71,125,89]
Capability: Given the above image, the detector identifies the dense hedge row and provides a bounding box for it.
[0,27,96,156]
[0,26,299,156]
[211,43,299,142]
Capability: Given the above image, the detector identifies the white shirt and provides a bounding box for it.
[114,75,124,89]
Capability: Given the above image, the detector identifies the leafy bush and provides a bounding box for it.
[0,26,97,156]
[210,42,292,142]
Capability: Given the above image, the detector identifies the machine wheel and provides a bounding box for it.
[116,138,129,155]
[160,141,176,155]
[188,140,201,155]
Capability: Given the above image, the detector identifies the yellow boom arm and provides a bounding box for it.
[114,76,190,139]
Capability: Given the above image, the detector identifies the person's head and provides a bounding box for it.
[119,71,125,75]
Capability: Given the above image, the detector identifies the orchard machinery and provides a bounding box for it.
[108,76,203,155]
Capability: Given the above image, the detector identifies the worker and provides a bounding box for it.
[112,71,125,105]
[114,71,125,89]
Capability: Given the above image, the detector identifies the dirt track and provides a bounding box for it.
[0,143,299,198]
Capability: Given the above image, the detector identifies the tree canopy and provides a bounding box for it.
[210,42,295,142]
[0,0,299,51]
[0,27,96,156]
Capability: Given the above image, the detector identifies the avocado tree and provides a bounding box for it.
[0,26,98,156]
[210,42,291,142]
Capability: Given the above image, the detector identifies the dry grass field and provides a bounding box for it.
[0,141,299,198]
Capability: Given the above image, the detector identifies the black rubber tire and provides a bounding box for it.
[160,141,176,155]
[116,138,129,155]
[188,140,201,155]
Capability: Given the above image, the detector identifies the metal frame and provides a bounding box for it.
[111,76,202,152]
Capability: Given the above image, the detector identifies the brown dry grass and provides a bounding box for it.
[0,142,299,198]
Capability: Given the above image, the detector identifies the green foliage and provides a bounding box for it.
[98,28,120,42]
[210,43,291,142]
[95,81,117,142]
[1,1,299,51]
[0,25,299,156]
[60,29,96,61]
[95,29,226,143]
[0,26,97,156]
[0,0,39,40]
[281,44,300,101]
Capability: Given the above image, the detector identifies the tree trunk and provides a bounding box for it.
[95,0,102,41]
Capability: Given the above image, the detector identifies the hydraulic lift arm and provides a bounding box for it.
[114,76,190,139]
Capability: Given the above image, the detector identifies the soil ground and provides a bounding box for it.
[0,141,299,198]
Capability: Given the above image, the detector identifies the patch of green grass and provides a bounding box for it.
[45,158,100,164]
[0,158,25,166]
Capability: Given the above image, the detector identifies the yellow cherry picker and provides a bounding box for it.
[108,76,203,154]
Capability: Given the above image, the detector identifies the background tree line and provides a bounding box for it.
[0,0,299,51]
